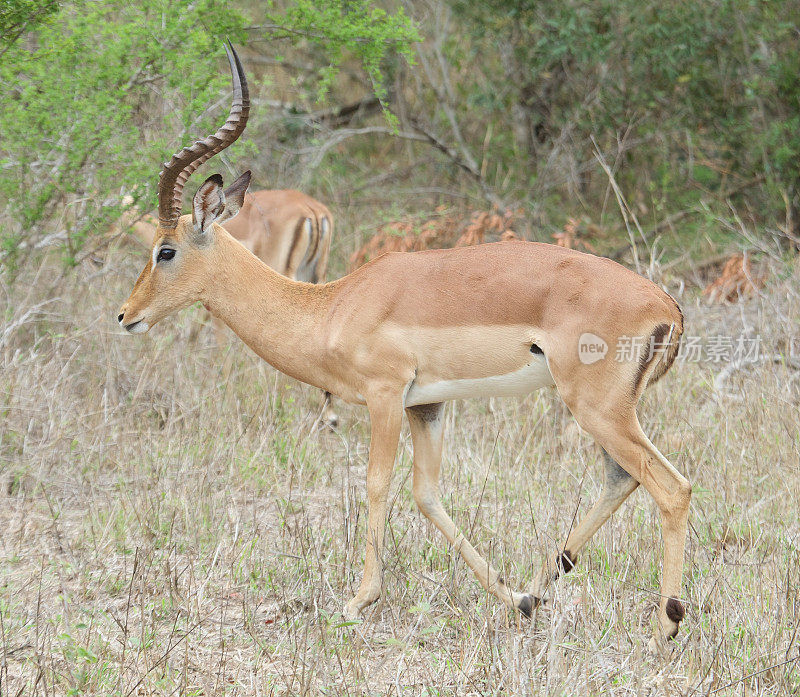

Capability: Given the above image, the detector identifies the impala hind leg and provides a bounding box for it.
[343,394,404,619]
[570,407,690,647]
[529,449,639,601]
[407,403,536,616]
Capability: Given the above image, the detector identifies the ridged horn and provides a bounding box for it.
[157,41,249,228]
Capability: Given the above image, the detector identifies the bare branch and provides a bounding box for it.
[408,118,504,209]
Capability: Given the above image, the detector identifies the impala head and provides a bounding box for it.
[117,42,251,334]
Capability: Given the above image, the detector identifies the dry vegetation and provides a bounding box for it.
[348,208,519,270]
[702,254,767,306]
[1,229,800,696]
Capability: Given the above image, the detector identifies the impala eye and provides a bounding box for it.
[157,247,176,262]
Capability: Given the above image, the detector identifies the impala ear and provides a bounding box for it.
[216,170,251,224]
[192,173,225,235]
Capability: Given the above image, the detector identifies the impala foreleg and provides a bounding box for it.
[343,393,404,619]
[321,390,339,428]
[407,403,536,616]
[529,449,639,601]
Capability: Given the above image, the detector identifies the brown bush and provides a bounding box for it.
[551,217,600,253]
[702,253,766,304]
[349,207,519,270]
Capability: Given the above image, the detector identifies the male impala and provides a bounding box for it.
[118,44,690,651]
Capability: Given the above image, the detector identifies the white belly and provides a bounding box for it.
[404,356,554,407]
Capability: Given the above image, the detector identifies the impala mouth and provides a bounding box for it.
[122,319,149,334]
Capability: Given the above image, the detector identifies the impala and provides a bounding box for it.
[117,43,690,651]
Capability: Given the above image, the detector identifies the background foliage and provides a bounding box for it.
[0,0,416,266]
[1,0,799,269]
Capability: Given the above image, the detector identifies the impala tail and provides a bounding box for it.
[636,298,684,393]
[295,211,331,284]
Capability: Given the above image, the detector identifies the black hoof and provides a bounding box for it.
[665,596,685,638]
[517,594,540,619]
[317,415,339,430]
[556,550,576,577]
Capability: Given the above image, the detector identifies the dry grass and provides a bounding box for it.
[1,236,799,696]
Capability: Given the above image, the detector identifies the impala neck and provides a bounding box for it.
[201,230,328,383]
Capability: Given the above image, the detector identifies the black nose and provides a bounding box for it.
[117,313,124,323]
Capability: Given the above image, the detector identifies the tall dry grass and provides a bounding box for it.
[1,234,799,696]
